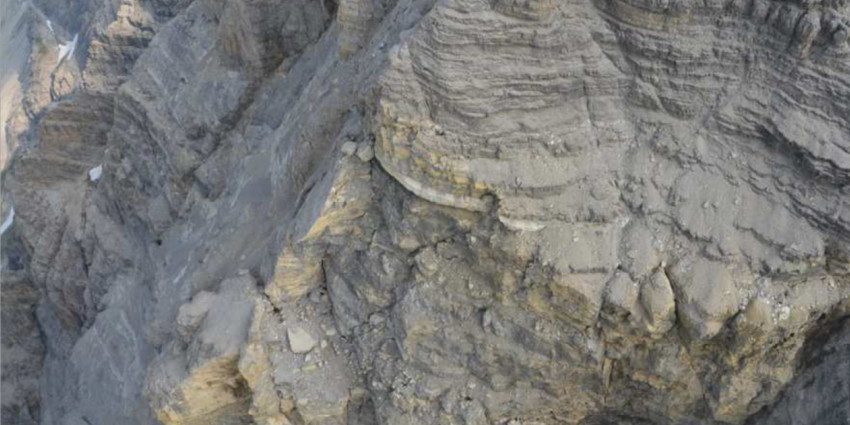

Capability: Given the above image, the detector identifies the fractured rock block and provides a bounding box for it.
[266,151,372,305]
[602,271,643,328]
[639,268,677,336]
[287,326,318,354]
[668,259,740,341]
[525,223,621,325]
[145,277,258,425]
[337,0,377,59]
[266,245,325,305]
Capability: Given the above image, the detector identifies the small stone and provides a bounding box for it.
[341,141,358,156]
[288,326,318,353]
[356,144,374,162]
[414,247,440,276]
[369,313,385,326]
[309,290,322,304]
[482,309,493,328]
[777,305,791,321]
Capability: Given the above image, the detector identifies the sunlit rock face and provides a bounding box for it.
[1,0,849,424]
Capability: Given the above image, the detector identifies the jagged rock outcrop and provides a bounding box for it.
[1,239,42,425]
[1,0,849,423]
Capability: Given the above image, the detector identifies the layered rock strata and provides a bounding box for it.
[1,0,849,423]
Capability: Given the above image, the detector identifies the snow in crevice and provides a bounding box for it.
[0,207,15,235]
[57,34,78,65]
[89,164,103,181]
[46,20,54,34]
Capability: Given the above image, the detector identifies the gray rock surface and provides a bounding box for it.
[1,0,849,423]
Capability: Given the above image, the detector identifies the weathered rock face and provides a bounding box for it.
[1,0,849,423]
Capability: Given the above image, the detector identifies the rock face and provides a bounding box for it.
[1,0,849,423]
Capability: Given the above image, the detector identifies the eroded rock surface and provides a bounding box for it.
[1,0,849,423]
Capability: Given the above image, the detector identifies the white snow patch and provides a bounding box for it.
[46,20,54,34]
[89,164,103,181]
[0,207,15,235]
[57,34,78,65]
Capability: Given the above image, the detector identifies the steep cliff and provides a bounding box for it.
[1,0,849,423]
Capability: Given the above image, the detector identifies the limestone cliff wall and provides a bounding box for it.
[1,0,849,423]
